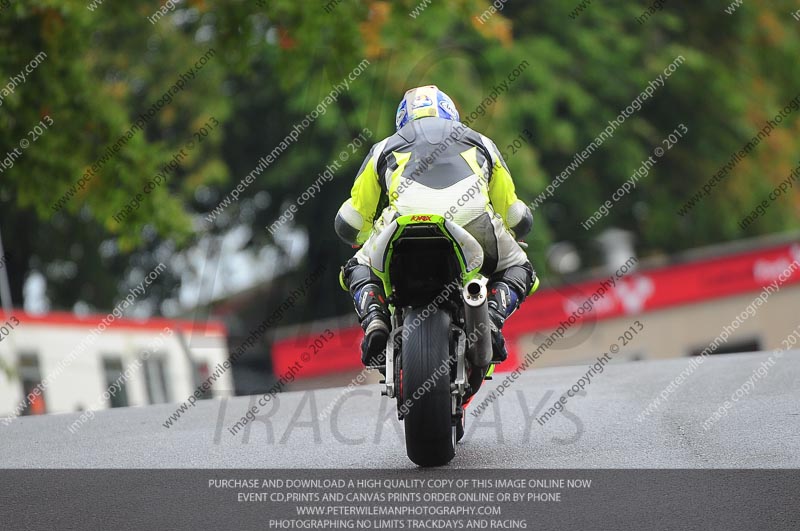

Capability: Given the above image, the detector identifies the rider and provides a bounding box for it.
[335,85,537,367]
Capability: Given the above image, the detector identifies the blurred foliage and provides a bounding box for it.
[0,0,798,319]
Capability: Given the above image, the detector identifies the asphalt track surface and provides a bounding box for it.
[2,351,798,469]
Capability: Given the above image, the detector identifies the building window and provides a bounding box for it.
[689,337,761,357]
[18,353,46,416]
[143,356,170,404]
[102,357,129,408]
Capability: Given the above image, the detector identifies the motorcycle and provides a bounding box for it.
[354,213,498,467]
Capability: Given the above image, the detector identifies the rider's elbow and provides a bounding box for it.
[335,211,361,246]
[507,200,532,239]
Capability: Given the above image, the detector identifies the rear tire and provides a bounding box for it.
[401,307,455,467]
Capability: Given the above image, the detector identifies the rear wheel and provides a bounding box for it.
[401,307,455,467]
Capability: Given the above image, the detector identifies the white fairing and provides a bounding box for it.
[363,218,484,276]
[443,219,484,274]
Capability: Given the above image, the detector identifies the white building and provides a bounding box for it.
[0,311,232,418]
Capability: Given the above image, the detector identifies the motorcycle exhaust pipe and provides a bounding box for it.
[463,279,492,368]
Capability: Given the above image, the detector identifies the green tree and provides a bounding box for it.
[0,0,798,320]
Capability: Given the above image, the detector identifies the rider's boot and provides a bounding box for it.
[487,281,519,363]
[340,257,391,367]
[487,262,536,362]
[342,258,391,367]
[353,283,391,367]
